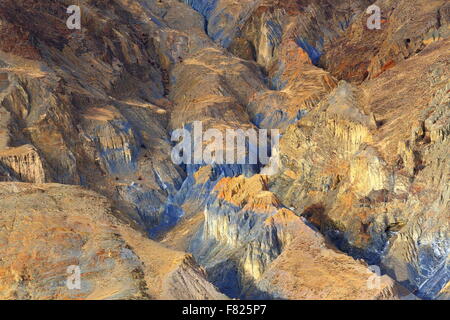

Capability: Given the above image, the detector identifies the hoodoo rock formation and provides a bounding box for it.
[0,0,448,300]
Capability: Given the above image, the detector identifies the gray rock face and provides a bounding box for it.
[189,176,284,298]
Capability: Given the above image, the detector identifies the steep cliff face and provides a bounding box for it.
[0,0,231,299]
[247,39,338,129]
[270,39,449,299]
[0,0,197,230]
[228,0,371,68]
[0,0,448,300]
[184,0,371,66]
[190,175,284,296]
[321,0,450,82]
[186,174,409,299]
[0,145,46,183]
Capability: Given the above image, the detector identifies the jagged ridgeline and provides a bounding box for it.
[0,0,448,300]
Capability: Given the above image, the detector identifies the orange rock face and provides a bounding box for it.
[0,183,226,300]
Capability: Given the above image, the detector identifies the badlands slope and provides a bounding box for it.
[0,0,448,299]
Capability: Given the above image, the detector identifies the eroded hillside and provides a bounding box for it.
[0,0,448,300]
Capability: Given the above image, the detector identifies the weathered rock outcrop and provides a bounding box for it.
[0,0,448,301]
[247,40,337,129]
[321,0,450,82]
[228,0,371,68]
[0,145,45,183]
[0,183,226,300]
[185,174,409,299]
[0,0,202,231]
[270,39,449,299]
